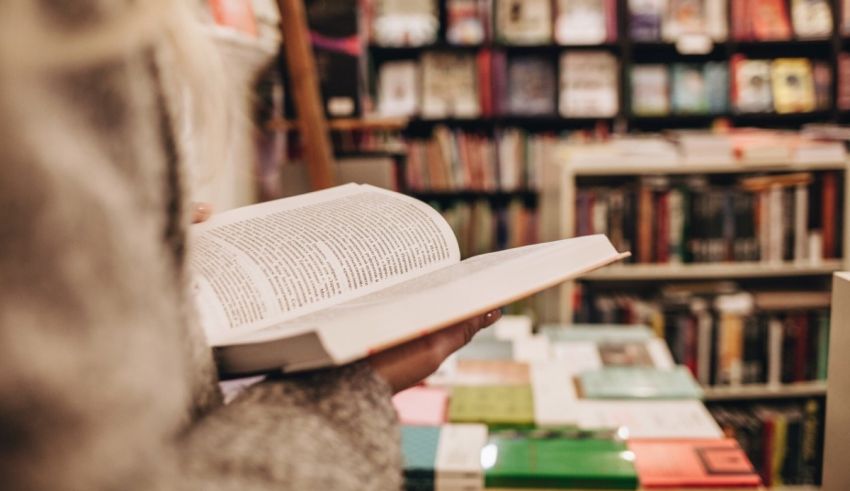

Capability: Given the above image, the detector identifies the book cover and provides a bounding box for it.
[495,0,553,45]
[555,0,610,45]
[401,424,488,489]
[671,63,709,114]
[377,60,419,117]
[371,0,439,46]
[663,0,707,41]
[421,52,481,118]
[506,55,556,115]
[454,359,532,385]
[447,0,487,45]
[791,0,833,39]
[560,51,619,117]
[629,0,665,41]
[448,385,535,428]
[704,61,729,114]
[771,58,816,114]
[483,434,639,489]
[752,0,792,40]
[631,65,670,116]
[734,58,773,113]
[578,366,704,399]
[628,439,762,488]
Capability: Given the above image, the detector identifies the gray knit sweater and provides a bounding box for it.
[0,3,402,490]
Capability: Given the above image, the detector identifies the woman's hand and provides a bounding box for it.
[368,309,502,393]
[191,202,213,224]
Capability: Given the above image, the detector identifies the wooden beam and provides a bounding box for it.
[277,0,335,189]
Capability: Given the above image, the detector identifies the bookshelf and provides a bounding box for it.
[585,260,846,281]
[702,381,828,401]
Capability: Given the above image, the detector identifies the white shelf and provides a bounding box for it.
[571,160,847,176]
[703,382,827,401]
[584,260,845,281]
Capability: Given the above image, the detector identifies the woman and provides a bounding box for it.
[0,1,498,489]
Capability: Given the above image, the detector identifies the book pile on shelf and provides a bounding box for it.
[732,0,833,41]
[394,316,768,489]
[366,0,617,47]
[573,283,831,391]
[405,127,554,192]
[431,197,538,259]
[376,50,619,119]
[574,169,843,266]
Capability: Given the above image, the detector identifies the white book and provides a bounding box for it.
[555,0,609,45]
[576,400,724,439]
[191,184,626,374]
[560,51,619,117]
[767,316,783,386]
[377,60,420,117]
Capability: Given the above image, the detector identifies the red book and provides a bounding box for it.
[822,171,838,259]
[752,0,792,41]
[477,49,493,116]
[605,0,618,42]
[628,439,762,488]
[207,0,258,37]
[761,416,775,486]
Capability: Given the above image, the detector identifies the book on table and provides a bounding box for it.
[190,183,627,375]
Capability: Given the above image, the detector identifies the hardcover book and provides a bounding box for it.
[628,439,762,488]
[483,434,639,489]
[771,58,816,114]
[631,64,670,116]
[495,0,553,45]
[191,184,626,375]
[555,0,612,45]
[448,385,535,427]
[559,51,619,117]
[421,52,481,118]
[578,366,704,399]
[733,57,773,113]
[402,424,488,490]
[506,56,557,115]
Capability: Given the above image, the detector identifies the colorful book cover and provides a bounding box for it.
[752,0,792,40]
[449,385,535,428]
[771,58,816,114]
[629,0,665,41]
[555,0,610,45]
[579,366,704,399]
[421,52,480,118]
[495,0,553,45]
[447,0,487,45]
[631,64,670,116]
[393,386,449,426]
[791,0,833,39]
[628,439,762,488]
[671,63,709,114]
[483,434,639,489]
[733,58,773,113]
[559,51,619,117]
[371,0,439,47]
[506,55,556,115]
[663,0,708,41]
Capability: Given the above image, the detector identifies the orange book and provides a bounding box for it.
[208,0,258,37]
[628,439,762,488]
[752,0,792,40]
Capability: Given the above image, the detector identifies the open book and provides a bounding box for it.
[190,184,627,375]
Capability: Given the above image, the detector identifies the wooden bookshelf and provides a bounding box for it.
[571,160,849,176]
[266,116,409,132]
[703,381,828,402]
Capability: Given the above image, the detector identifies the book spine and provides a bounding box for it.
[768,316,783,386]
[821,171,837,259]
[794,183,809,262]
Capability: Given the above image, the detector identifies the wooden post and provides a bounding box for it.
[277,0,335,189]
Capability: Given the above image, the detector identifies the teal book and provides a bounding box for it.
[539,324,654,343]
[449,385,534,428]
[671,64,708,114]
[579,366,703,399]
[401,424,488,490]
[704,61,729,114]
[483,434,639,489]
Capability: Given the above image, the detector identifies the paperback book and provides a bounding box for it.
[559,51,619,117]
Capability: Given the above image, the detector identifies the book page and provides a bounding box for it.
[190,184,460,343]
[229,235,626,368]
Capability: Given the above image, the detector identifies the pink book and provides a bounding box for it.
[392,386,449,426]
[628,439,762,488]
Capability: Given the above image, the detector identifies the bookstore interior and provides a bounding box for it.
[207,0,850,489]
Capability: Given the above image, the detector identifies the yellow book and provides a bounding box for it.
[771,58,816,114]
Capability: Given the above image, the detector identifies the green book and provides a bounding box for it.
[449,385,534,428]
[456,338,514,360]
[579,366,703,400]
[483,435,638,489]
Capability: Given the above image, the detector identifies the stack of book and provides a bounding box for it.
[573,284,831,390]
[574,169,843,265]
[394,317,765,489]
